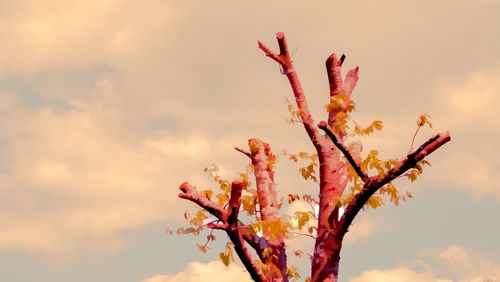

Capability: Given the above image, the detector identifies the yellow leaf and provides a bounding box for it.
[286,266,301,279]
[308,226,317,235]
[267,152,277,171]
[201,189,213,200]
[341,193,356,206]
[241,194,256,215]
[219,180,231,193]
[367,195,384,208]
[418,160,431,167]
[218,242,234,267]
[383,182,399,205]
[294,211,311,230]
[417,113,433,128]
[196,243,210,253]
[325,92,355,113]
[262,247,273,259]
[189,210,207,226]
[298,151,308,159]
[217,193,229,206]
[288,194,300,204]
[372,120,383,130]
[302,194,317,204]
[310,153,318,162]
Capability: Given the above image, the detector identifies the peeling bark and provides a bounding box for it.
[247,138,288,281]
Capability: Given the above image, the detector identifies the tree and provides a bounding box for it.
[173,32,451,282]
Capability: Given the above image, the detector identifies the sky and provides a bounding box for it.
[0,0,499,281]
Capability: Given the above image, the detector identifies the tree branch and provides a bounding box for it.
[248,138,280,221]
[257,41,285,66]
[179,181,267,281]
[178,182,226,220]
[206,221,226,230]
[227,179,244,225]
[326,53,344,96]
[374,131,451,187]
[240,225,270,260]
[336,131,451,238]
[247,138,289,281]
[235,146,252,159]
[318,121,369,182]
[325,54,360,127]
[259,32,323,148]
[343,66,359,97]
[228,226,267,282]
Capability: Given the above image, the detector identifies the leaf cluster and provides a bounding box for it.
[288,151,318,182]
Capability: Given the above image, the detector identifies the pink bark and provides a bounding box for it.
[246,138,288,281]
[249,138,280,221]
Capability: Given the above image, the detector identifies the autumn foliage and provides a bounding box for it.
[171,32,450,281]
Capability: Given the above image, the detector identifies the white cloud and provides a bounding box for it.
[142,260,252,282]
[0,90,252,260]
[145,134,211,158]
[440,73,497,116]
[349,266,449,282]
[429,70,500,199]
[344,216,383,245]
[349,245,500,282]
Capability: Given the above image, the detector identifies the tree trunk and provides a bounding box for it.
[311,232,343,282]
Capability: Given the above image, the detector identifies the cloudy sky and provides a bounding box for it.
[0,1,499,281]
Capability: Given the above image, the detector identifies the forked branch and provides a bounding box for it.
[258,32,322,148]
[318,121,369,182]
[178,180,267,282]
[336,131,451,237]
[179,182,226,220]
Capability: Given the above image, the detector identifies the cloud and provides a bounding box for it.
[0,90,250,260]
[0,0,176,76]
[344,216,384,245]
[349,245,500,282]
[347,68,500,201]
[142,260,252,282]
[349,266,449,282]
[429,69,500,199]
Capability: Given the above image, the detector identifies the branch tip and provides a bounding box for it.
[179,182,191,193]
[340,54,346,65]
[232,178,244,186]
[235,146,252,158]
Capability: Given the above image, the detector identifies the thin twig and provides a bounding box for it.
[409,125,422,153]
[289,231,317,239]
